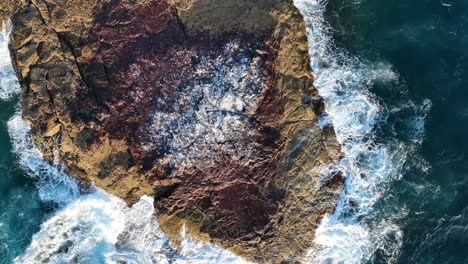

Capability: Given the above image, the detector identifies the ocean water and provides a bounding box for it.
[295,1,428,262]
[295,0,468,263]
[1,0,468,263]
[328,1,468,263]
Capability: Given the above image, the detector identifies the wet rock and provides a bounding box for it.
[4,0,344,262]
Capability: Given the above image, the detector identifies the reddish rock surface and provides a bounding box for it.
[3,0,344,262]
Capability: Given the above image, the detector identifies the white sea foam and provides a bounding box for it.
[294,0,429,263]
[14,191,169,264]
[148,38,267,167]
[14,190,249,264]
[7,114,80,205]
[0,20,20,100]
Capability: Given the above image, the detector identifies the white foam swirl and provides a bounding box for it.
[294,0,430,263]
[7,114,80,205]
[14,190,249,264]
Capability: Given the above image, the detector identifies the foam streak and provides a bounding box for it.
[293,0,423,263]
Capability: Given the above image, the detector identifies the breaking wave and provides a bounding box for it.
[7,114,80,206]
[1,21,79,206]
[14,190,248,264]
[294,0,430,263]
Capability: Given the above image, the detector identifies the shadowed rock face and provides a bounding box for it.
[4,0,344,262]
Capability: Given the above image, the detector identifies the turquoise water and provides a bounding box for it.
[0,99,50,262]
[1,0,468,263]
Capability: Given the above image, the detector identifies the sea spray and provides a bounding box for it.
[14,188,250,264]
[14,191,171,264]
[294,0,429,263]
[6,97,250,263]
[7,114,80,205]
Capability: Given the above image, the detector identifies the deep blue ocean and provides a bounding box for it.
[320,0,468,263]
[1,0,468,263]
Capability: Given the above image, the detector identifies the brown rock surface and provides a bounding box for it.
[4,0,344,262]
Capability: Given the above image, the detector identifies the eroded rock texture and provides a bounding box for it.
[3,0,344,262]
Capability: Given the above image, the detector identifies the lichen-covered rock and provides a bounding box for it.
[4,0,343,262]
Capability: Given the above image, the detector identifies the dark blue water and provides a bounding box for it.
[1,0,468,263]
[0,99,50,263]
[322,0,468,263]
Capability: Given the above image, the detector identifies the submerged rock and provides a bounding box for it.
[4,0,343,262]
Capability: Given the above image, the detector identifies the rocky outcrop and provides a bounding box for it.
[3,0,343,262]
